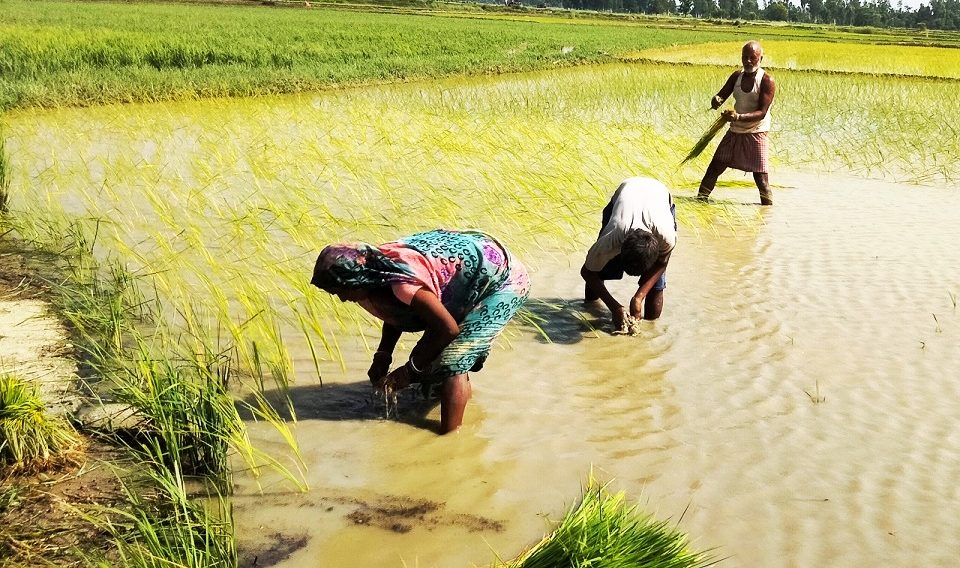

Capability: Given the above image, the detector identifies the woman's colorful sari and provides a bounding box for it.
[312,229,530,382]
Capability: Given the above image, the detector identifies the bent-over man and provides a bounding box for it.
[581,176,677,330]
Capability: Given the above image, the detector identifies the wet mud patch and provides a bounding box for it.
[335,494,504,534]
[241,532,309,567]
[0,443,125,565]
[237,489,505,539]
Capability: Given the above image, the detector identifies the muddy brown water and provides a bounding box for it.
[234,171,960,567]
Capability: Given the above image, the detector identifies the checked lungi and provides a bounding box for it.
[713,130,768,173]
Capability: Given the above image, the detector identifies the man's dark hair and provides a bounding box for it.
[620,229,659,277]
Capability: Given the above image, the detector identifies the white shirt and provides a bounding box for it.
[583,177,676,272]
[731,67,771,134]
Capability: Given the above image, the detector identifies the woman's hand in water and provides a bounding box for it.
[376,364,413,394]
[368,351,392,383]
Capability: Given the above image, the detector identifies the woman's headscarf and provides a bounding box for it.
[310,243,419,292]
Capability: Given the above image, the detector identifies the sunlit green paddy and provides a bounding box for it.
[6,61,959,381]
[634,40,960,79]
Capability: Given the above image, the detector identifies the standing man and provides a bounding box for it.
[697,40,777,206]
[581,176,677,330]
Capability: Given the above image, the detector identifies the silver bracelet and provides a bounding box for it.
[406,357,425,375]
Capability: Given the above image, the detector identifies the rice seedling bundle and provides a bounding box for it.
[497,479,714,567]
[0,373,80,470]
[84,452,238,568]
[681,113,727,164]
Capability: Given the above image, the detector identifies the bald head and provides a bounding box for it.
[743,40,763,56]
[741,40,763,72]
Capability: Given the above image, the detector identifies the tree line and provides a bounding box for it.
[539,0,960,30]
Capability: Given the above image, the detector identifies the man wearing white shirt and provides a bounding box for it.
[580,177,677,329]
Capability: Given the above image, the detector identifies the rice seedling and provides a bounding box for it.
[681,113,727,164]
[82,451,237,568]
[0,122,9,213]
[494,478,716,567]
[0,373,80,471]
[1,214,308,562]
[803,380,825,404]
[5,54,955,393]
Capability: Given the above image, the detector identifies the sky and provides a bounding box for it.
[897,0,926,10]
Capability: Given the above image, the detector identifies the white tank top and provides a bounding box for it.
[731,68,771,134]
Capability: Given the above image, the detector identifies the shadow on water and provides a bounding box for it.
[238,380,444,433]
[238,299,611,431]
[515,297,609,344]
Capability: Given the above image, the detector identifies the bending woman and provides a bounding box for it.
[310,229,530,434]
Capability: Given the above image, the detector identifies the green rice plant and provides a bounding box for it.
[0,122,9,213]
[4,213,305,489]
[83,447,237,568]
[115,332,302,489]
[0,373,80,471]
[495,478,716,568]
[115,338,236,481]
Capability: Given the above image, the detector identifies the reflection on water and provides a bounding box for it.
[234,171,960,567]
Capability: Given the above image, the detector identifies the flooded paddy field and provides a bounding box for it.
[234,171,960,567]
[5,61,959,566]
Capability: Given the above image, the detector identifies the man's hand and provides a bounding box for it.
[368,351,392,383]
[711,95,724,110]
[612,305,627,332]
[629,293,645,319]
[721,109,739,122]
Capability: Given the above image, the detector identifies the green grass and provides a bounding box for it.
[0,373,80,471]
[8,0,956,112]
[0,121,9,212]
[0,0,742,111]
[496,478,716,567]
[84,456,237,568]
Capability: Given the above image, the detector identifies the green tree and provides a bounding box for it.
[763,0,790,19]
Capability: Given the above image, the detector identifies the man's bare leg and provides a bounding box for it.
[643,289,664,320]
[698,159,727,199]
[584,282,600,303]
[754,172,772,205]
